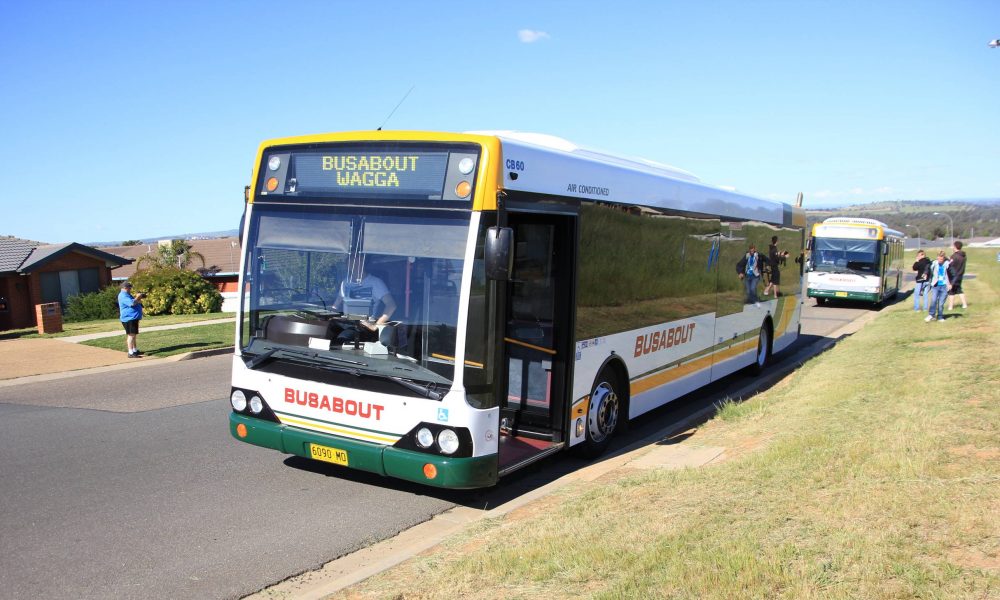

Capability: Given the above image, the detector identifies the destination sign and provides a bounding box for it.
[815,225,880,240]
[260,148,473,200]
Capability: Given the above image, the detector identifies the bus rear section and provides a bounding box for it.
[806,217,904,305]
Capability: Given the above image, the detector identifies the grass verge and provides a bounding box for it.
[80,322,235,357]
[0,312,228,340]
[333,249,1000,599]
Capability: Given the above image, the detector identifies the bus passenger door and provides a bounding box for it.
[498,212,574,471]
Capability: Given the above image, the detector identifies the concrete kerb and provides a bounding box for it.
[244,310,878,600]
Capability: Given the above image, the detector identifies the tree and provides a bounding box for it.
[129,267,222,315]
[135,239,206,271]
[121,240,143,246]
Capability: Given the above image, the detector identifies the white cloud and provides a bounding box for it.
[518,29,550,43]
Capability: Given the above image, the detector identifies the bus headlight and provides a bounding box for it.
[249,395,264,414]
[231,390,247,411]
[415,427,435,449]
[437,429,460,455]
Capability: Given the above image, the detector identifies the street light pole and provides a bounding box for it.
[933,212,954,247]
[906,224,921,248]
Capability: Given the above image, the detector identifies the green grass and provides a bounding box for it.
[0,312,229,340]
[80,322,235,357]
[334,248,1000,600]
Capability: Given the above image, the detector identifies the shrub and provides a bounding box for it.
[129,267,223,315]
[64,285,121,322]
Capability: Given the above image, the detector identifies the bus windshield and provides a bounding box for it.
[812,238,880,274]
[240,205,471,385]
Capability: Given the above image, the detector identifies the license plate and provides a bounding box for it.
[835,291,848,297]
[309,443,349,466]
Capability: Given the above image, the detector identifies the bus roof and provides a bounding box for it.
[479,131,801,227]
[253,130,804,228]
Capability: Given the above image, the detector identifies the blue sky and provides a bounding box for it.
[2,0,998,243]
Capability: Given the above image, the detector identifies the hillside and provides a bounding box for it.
[806,200,1000,240]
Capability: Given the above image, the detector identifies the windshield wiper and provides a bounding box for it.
[244,346,368,370]
[308,363,443,400]
[244,348,278,369]
[244,346,443,400]
[386,376,443,400]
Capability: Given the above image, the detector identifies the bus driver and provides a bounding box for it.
[332,258,397,337]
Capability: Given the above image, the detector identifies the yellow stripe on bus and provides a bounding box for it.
[775,298,797,337]
[630,338,757,397]
[279,414,400,444]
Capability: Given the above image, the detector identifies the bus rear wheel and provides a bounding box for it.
[578,370,623,458]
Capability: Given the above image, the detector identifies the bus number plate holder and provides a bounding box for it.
[309,443,349,466]
[835,292,848,297]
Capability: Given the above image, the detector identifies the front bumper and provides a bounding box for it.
[229,413,498,489]
[807,288,879,302]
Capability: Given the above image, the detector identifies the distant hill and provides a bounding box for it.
[806,200,1000,240]
[89,229,239,247]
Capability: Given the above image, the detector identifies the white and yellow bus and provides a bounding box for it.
[806,217,904,305]
[229,130,805,488]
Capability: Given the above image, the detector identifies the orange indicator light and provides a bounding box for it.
[266,177,279,192]
[423,463,438,479]
[236,423,248,438]
[455,180,471,198]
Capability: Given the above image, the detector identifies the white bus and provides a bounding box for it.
[806,217,905,305]
[229,130,805,488]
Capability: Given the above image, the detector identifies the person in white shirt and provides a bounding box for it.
[333,261,397,335]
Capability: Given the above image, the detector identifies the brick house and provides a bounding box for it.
[0,236,133,331]
[102,237,242,311]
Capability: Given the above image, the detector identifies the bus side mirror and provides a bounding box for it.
[806,237,813,251]
[485,227,514,281]
[882,244,889,255]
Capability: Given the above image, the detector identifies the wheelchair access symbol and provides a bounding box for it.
[437,408,449,422]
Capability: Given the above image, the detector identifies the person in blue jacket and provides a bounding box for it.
[118,281,146,357]
[736,243,763,306]
[925,252,951,322]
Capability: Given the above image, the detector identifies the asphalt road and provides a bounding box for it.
[0,293,892,599]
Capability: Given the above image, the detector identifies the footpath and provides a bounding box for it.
[0,317,233,383]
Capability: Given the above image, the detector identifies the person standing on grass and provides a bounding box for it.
[736,243,763,306]
[911,249,932,311]
[947,240,968,311]
[118,281,146,358]
[926,251,951,322]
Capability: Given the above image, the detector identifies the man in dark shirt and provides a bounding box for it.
[947,241,968,310]
[911,249,931,311]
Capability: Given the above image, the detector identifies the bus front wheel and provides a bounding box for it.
[578,370,623,458]
[749,322,772,376]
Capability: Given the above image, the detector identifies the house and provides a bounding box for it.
[102,237,242,311]
[0,236,132,331]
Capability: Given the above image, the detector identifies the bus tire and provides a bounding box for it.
[577,369,623,459]
[749,320,772,376]
[815,297,826,306]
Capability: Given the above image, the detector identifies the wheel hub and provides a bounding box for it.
[588,382,619,443]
